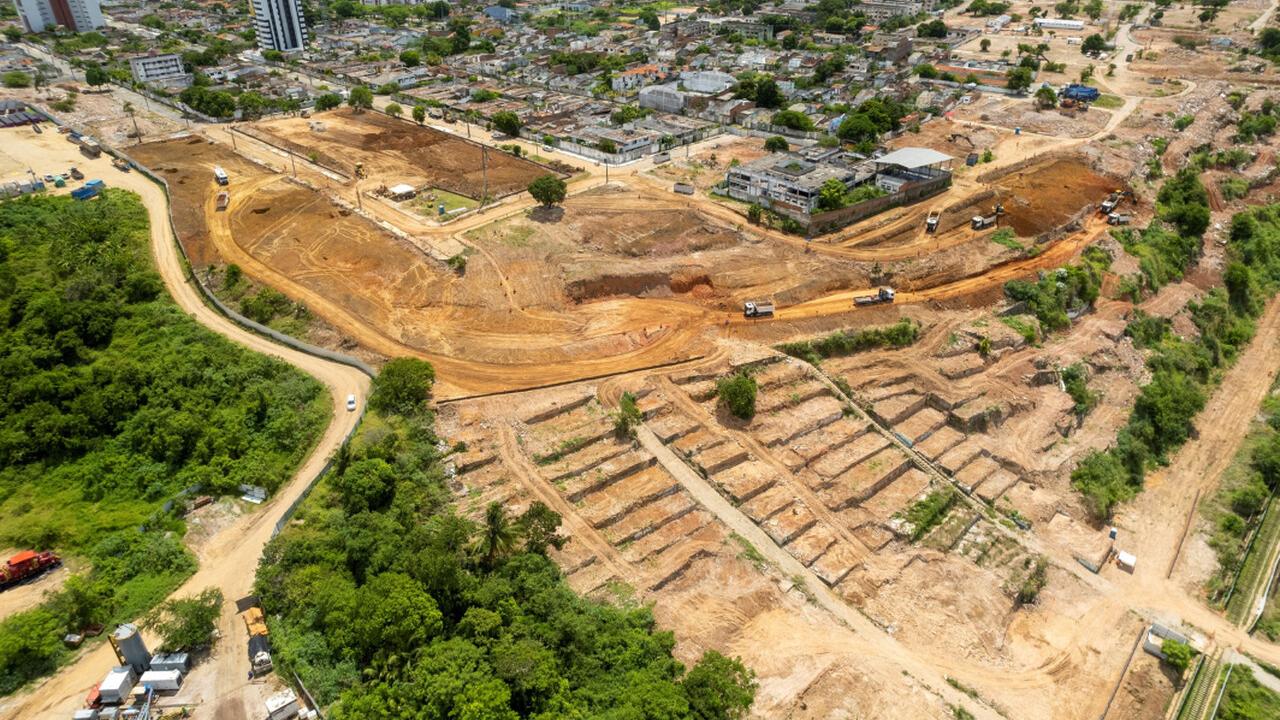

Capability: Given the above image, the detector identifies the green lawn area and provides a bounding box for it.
[1093,94,1125,110]
[1218,666,1280,720]
[415,187,477,217]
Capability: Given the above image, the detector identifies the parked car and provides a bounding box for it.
[346,394,357,411]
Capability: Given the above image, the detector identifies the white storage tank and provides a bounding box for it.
[110,624,151,673]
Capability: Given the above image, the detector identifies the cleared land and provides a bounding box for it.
[244,108,557,198]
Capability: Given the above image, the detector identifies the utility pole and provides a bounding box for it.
[290,152,297,177]
[230,128,237,150]
[481,146,488,207]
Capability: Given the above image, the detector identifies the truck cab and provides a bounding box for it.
[743,300,775,318]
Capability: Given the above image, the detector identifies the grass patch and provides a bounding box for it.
[776,319,920,365]
[990,228,1024,252]
[1093,94,1124,109]
[416,187,478,217]
[1218,666,1280,720]
[900,486,957,542]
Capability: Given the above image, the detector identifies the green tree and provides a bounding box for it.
[478,501,517,565]
[597,138,618,153]
[412,104,426,124]
[237,91,269,119]
[528,174,567,207]
[754,77,783,108]
[747,203,763,224]
[354,573,443,659]
[492,110,521,137]
[348,86,374,112]
[1082,33,1106,54]
[1034,85,1057,108]
[400,49,420,67]
[772,109,815,131]
[817,178,848,210]
[980,37,991,52]
[683,650,757,720]
[717,371,758,420]
[84,64,109,86]
[764,135,789,152]
[516,501,566,555]
[369,358,436,414]
[143,588,223,652]
[315,93,342,111]
[385,102,403,118]
[1006,66,1033,92]
[1161,639,1192,673]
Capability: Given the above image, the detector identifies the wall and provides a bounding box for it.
[789,174,952,235]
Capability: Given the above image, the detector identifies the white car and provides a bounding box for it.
[346,394,357,412]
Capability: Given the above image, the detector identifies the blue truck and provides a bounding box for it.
[70,179,104,201]
[1061,83,1100,103]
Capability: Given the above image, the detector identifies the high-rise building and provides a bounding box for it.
[12,0,104,33]
[250,0,306,53]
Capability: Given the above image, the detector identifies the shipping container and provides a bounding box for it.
[139,670,182,692]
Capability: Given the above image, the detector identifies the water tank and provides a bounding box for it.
[112,623,151,673]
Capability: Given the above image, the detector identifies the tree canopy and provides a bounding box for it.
[528,174,567,207]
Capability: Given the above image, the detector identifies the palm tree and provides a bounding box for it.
[478,502,516,565]
[123,101,141,142]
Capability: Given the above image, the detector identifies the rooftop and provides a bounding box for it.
[874,147,953,169]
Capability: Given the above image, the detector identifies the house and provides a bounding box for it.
[726,154,866,213]
[483,5,518,24]
[611,64,667,92]
[1033,17,1085,30]
[679,70,735,94]
[127,53,189,86]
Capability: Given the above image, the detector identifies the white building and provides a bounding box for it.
[251,0,307,53]
[639,84,685,113]
[679,70,735,94]
[1034,17,1085,30]
[13,0,103,32]
[128,53,188,85]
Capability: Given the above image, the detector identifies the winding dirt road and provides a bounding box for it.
[0,127,370,720]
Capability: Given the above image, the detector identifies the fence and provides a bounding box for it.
[786,174,953,235]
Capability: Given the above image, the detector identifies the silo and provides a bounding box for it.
[110,623,151,673]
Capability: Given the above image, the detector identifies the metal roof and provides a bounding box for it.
[874,147,953,169]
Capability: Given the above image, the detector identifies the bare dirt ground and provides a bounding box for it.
[245,108,556,198]
[0,560,73,624]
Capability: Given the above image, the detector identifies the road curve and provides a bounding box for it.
[0,129,370,719]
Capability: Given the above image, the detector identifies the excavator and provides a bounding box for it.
[947,133,975,147]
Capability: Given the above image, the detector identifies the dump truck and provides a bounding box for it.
[71,179,104,201]
[241,606,274,675]
[0,550,61,590]
[216,191,230,211]
[1061,83,1100,103]
[69,167,84,180]
[743,300,774,318]
[1099,190,1134,214]
[971,203,1003,230]
[925,210,941,233]
[1107,212,1132,226]
[213,166,229,185]
[854,287,895,307]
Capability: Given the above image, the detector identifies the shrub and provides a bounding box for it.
[902,487,956,541]
[1161,638,1192,673]
[369,358,436,414]
[717,371,758,420]
[613,392,642,438]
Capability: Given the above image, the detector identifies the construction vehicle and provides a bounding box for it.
[854,287,896,307]
[216,191,230,211]
[353,162,367,179]
[1100,189,1135,214]
[71,179,104,201]
[926,210,941,233]
[112,157,130,172]
[241,605,274,675]
[78,137,102,158]
[947,133,974,147]
[971,203,1004,230]
[1107,212,1132,225]
[743,299,775,318]
[69,167,84,180]
[31,121,41,134]
[1061,83,1100,103]
[0,550,61,590]
[213,166,229,185]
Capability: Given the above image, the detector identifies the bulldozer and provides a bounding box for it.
[353,162,368,179]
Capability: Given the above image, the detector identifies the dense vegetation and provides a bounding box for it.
[1073,195,1280,520]
[258,360,758,717]
[777,318,920,365]
[1003,246,1110,332]
[1218,666,1280,720]
[0,192,328,694]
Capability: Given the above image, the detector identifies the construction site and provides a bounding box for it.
[8,3,1280,715]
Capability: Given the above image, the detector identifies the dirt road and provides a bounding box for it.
[0,128,369,720]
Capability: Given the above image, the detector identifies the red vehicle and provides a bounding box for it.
[0,550,61,590]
